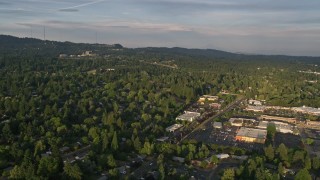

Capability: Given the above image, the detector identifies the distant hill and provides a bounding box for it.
[0,35,122,57]
[0,35,319,62]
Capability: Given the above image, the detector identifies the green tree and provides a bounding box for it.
[2,123,12,142]
[37,156,60,178]
[312,157,320,170]
[294,168,311,180]
[221,168,235,180]
[111,131,118,151]
[210,155,219,164]
[264,144,274,161]
[88,127,99,140]
[133,136,141,151]
[157,154,165,180]
[63,162,82,180]
[272,173,280,180]
[305,138,314,145]
[277,144,288,162]
[107,154,117,168]
[278,162,284,176]
[305,156,311,170]
[140,141,154,155]
[247,159,257,177]
[101,130,109,152]
[108,168,119,178]
[293,150,305,164]
[9,163,36,179]
[10,165,25,179]
[267,123,277,141]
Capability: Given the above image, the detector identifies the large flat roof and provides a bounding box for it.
[257,121,293,132]
[176,112,200,121]
[236,127,267,139]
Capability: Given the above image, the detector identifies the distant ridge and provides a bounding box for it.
[0,34,319,61]
[0,35,122,57]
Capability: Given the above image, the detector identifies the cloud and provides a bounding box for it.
[0,8,41,17]
[131,0,320,18]
[15,19,193,33]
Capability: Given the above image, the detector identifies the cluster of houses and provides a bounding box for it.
[59,51,97,59]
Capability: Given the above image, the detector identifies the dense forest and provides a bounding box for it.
[0,35,319,179]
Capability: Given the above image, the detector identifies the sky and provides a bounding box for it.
[1,0,320,56]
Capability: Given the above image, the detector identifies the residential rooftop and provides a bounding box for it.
[166,124,183,132]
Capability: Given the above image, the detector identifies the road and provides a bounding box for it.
[179,96,245,143]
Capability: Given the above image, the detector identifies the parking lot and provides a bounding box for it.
[274,132,302,149]
[186,122,264,152]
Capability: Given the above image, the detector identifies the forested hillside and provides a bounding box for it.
[0,35,320,179]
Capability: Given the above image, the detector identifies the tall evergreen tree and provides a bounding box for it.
[111,131,118,151]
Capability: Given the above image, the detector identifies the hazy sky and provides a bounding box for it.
[1,0,320,56]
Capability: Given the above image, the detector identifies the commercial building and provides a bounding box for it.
[292,106,320,116]
[245,105,266,112]
[166,124,183,132]
[235,127,267,144]
[257,121,293,134]
[259,115,296,124]
[198,95,219,104]
[246,105,320,116]
[306,120,320,129]
[176,111,201,122]
[273,121,294,134]
[229,118,256,127]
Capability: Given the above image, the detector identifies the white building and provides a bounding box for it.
[216,154,230,159]
[166,124,183,132]
[248,99,262,106]
[176,111,200,122]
